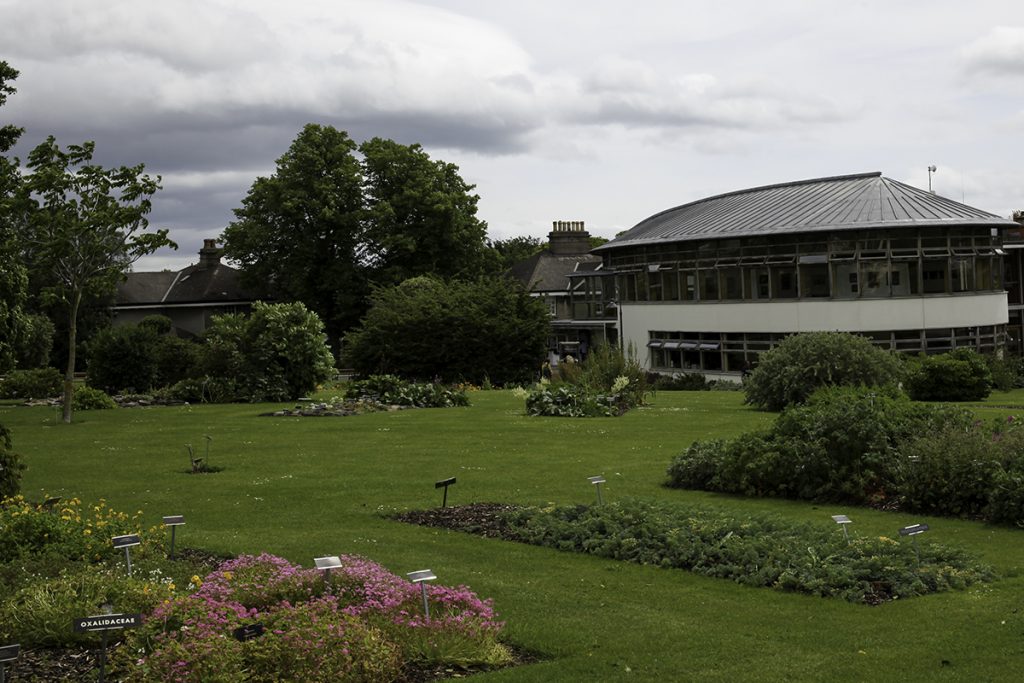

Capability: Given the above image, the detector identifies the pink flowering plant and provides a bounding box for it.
[118,553,511,681]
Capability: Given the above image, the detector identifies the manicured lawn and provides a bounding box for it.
[3,390,1024,681]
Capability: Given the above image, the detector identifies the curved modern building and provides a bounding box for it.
[587,172,1019,377]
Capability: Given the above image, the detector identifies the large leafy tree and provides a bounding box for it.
[342,275,550,385]
[222,124,367,342]
[0,60,28,373]
[222,125,495,344]
[360,137,492,283]
[19,137,174,423]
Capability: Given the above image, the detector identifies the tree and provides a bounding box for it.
[222,124,367,342]
[360,137,492,283]
[0,61,29,374]
[19,137,174,423]
[202,301,335,401]
[490,235,543,271]
[222,125,496,344]
[743,331,905,411]
[342,276,550,386]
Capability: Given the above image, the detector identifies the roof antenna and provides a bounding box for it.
[927,165,937,194]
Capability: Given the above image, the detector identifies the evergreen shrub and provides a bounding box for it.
[0,367,62,399]
[904,348,993,401]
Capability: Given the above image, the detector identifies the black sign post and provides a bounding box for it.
[73,613,142,683]
[899,523,930,564]
[0,643,20,683]
[587,476,606,505]
[162,516,185,560]
[111,535,141,577]
[435,477,456,508]
[233,623,265,642]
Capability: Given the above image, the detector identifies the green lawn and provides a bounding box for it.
[3,390,1024,681]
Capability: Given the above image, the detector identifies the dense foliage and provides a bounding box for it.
[86,322,161,393]
[0,366,63,399]
[667,386,973,504]
[202,301,335,401]
[501,499,993,604]
[0,61,28,375]
[222,124,495,344]
[71,385,117,410]
[0,424,24,498]
[118,553,510,681]
[521,344,650,417]
[344,276,549,386]
[344,374,470,408]
[743,331,904,411]
[904,348,993,401]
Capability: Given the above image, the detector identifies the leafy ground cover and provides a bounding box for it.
[3,390,1024,680]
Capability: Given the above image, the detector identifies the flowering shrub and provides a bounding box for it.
[122,553,510,681]
[523,345,649,417]
[344,375,470,408]
[0,495,146,564]
[502,499,995,604]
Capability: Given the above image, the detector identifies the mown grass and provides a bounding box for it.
[3,390,1024,681]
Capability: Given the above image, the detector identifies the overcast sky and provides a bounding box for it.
[3,0,1024,271]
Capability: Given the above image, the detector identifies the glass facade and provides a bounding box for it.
[608,228,1004,303]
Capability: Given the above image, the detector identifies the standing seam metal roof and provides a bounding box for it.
[596,172,1016,251]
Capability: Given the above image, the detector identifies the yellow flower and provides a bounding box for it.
[83,529,92,535]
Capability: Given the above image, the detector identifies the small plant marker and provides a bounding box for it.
[163,515,185,560]
[899,523,930,564]
[588,476,606,505]
[435,477,456,508]
[111,534,141,577]
[73,606,141,683]
[0,643,20,683]
[314,555,343,590]
[407,569,437,621]
[831,514,852,544]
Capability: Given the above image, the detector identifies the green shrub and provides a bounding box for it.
[904,348,993,401]
[86,323,159,393]
[574,343,649,407]
[138,314,173,335]
[0,565,173,646]
[345,375,469,408]
[501,499,993,604]
[743,331,904,411]
[986,354,1024,392]
[652,372,708,391]
[15,313,55,369]
[987,469,1024,527]
[667,386,974,505]
[0,366,62,399]
[72,385,116,410]
[153,336,201,387]
[525,383,619,417]
[0,424,25,498]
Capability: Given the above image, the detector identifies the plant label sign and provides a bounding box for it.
[233,623,265,642]
[162,515,185,526]
[0,644,19,662]
[111,534,141,548]
[899,523,929,536]
[435,477,456,489]
[73,614,142,632]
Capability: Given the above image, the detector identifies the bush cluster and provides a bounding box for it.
[667,386,973,505]
[0,366,63,400]
[118,553,511,681]
[0,424,25,498]
[522,345,649,417]
[903,348,993,401]
[344,374,470,408]
[500,499,993,604]
[72,385,117,410]
[743,331,904,411]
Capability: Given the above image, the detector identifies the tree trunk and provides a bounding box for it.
[62,290,81,424]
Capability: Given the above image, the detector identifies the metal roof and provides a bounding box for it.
[596,172,1017,251]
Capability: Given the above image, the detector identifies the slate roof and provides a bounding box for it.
[597,172,1017,251]
[116,261,255,306]
[507,251,603,293]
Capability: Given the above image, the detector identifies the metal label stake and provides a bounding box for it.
[408,570,437,621]
[435,477,456,508]
[163,516,185,560]
[587,476,606,505]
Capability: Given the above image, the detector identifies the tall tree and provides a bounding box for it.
[0,61,28,373]
[360,137,491,283]
[222,125,496,344]
[222,124,367,342]
[20,137,174,423]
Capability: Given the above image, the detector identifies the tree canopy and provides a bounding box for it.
[342,275,550,386]
[19,137,174,422]
[0,60,28,373]
[222,124,496,344]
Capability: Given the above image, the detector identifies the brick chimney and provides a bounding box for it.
[198,239,221,269]
[548,220,592,255]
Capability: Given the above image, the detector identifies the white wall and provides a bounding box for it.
[619,292,1009,360]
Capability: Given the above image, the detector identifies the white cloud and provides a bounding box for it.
[960,26,1024,77]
